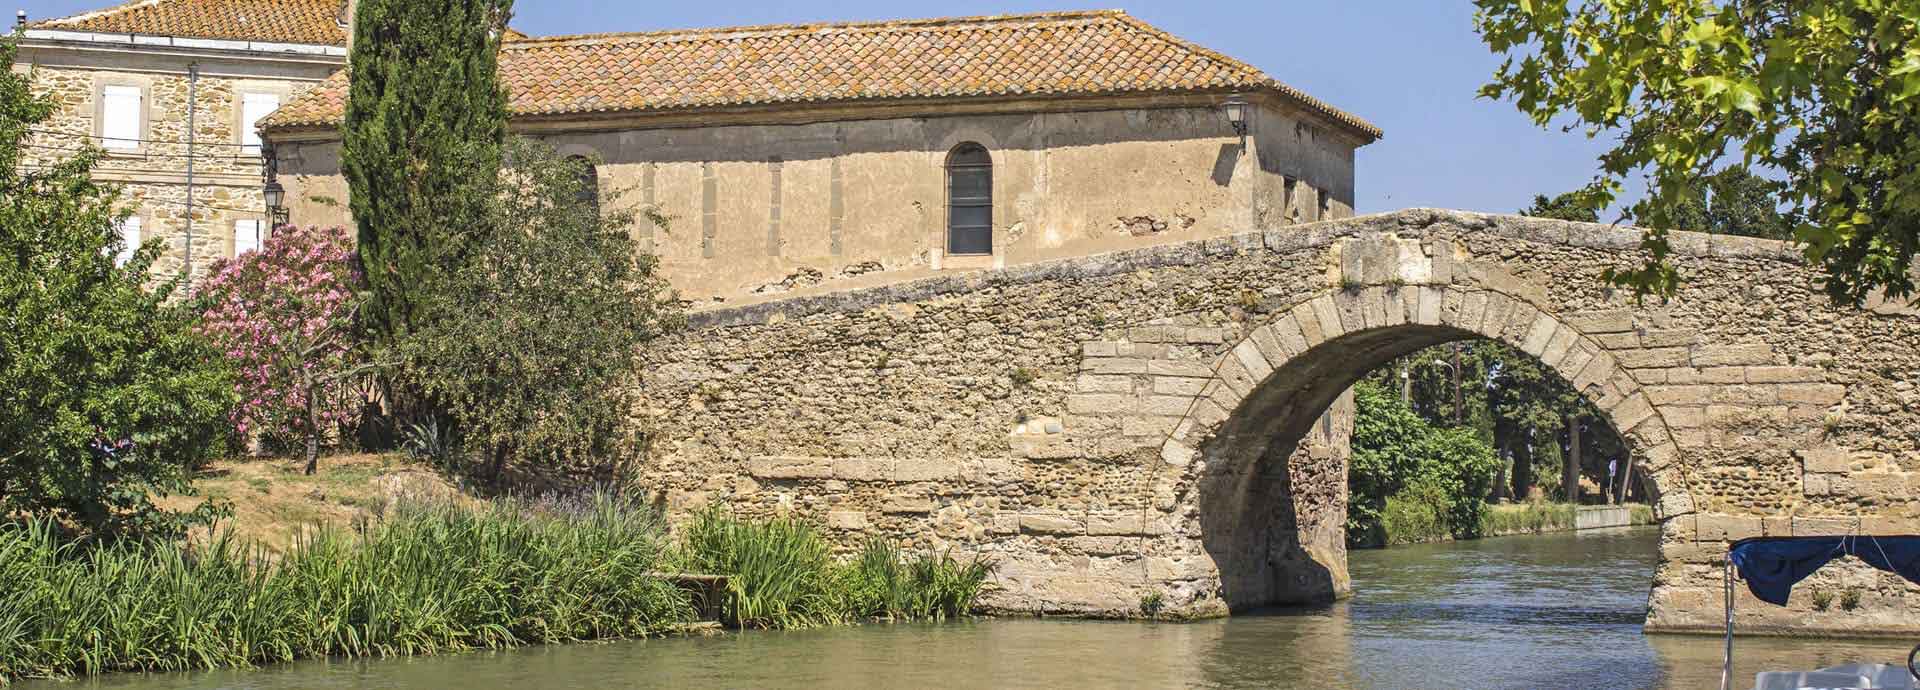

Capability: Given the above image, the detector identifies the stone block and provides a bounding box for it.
[1520,315,1557,356]
[1140,395,1196,417]
[1292,302,1327,346]
[1792,516,1859,536]
[1638,329,1698,348]
[1147,360,1214,378]
[1745,366,1824,384]
[1152,376,1208,396]
[1594,332,1641,350]
[1269,315,1310,355]
[1067,393,1133,415]
[1020,512,1085,535]
[883,496,937,514]
[1416,286,1446,326]
[1695,513,1762,542]
[747,455,833,479]
[1086,512,1154,536]
[964,458,1022,485]
[1691,343,1777,367]
[1123,415,1181,437]
[1539,324,1577,367]
[1663,406,1705,429]
[1159,441,1195,467]
[1655,489,1696,519]
[1615,347,1691,369]
[1800,447,1852,474]
[826,511,870,530]
[1564,309,1635,334]
[1311,295,1346,339]
[1077,374,1133,393]
[1231,340,1274,381]
[1185,327,1225,344]
[1082,357,1149,375]
[1778,383,1846,406]
[1645,385,1711,406]
[1803,473,1835,496]
[833,457,894,482]
[1696,367,1748,384]
[1129,325,1184,343]
[990,512,1020,535]
[1609,393,1655,433]
[894,459,963,482]
[1082,341,1120,357]
[1248,322,1289,364]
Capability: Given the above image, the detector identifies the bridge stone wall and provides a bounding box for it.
[632,208,1920,635]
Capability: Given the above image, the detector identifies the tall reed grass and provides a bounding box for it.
[679,509,994,628]
[0,494,688,683]
[0,498,997,684]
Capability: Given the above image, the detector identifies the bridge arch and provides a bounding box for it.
[1151,278,1688,613]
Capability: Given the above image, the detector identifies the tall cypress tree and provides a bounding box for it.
[341,0,513,359]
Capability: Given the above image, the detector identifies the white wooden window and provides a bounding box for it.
[114,216,141,266]
[100,85,142,151]
[233,219,263,256]
[239,93,280,155]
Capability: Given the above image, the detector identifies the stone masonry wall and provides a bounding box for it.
[632,208,1920,635]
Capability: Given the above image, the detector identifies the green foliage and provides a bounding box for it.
[1840,587,1863,611]
[1666,167,1793,241]
[1811,588,1834,611]
[1521,192,1600,222]
[0,40,234,540]
[679,509,993,629]
[1477,502,1577,536]
[395,138,682,484]
[1347,381,1501,546]
[1476,1,1920,304]
[342,0,514,405]
[0,493,691,682]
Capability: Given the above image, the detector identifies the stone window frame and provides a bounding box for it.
[549,141,607,218]
[232,83,292,157]
[93,75,152,156]
[930,128,1005,270]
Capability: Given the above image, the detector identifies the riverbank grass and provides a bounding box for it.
[0,496,993,684]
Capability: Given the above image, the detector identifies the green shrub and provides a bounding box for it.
[1380,482,1452,545]
[0,40,233,541]
[1348,381,1500,546]
[840,538,993,621]
[1477,502,1577,536]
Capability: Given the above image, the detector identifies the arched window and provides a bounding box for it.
[568,155,599,217]
[945,143,992,255]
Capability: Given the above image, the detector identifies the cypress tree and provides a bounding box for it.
[341,0,513,361]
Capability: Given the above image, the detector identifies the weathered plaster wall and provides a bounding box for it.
[19,50,336,282]
[631,209,1920,635]
[270,102,1360,302]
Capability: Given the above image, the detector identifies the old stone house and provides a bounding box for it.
[15,0,353,281]
[260,10,1380,302]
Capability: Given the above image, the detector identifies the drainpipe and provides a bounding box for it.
[183,61,198,285]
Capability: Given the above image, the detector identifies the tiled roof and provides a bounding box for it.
[262,10,1380,140]
[33,0,350,46]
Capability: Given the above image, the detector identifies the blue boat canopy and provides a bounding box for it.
[1729,535,1920,606]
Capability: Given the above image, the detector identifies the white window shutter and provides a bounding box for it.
[234,219,262,256]
[240,93,280,155]
[100,85,142,151]
[114,216,141,266]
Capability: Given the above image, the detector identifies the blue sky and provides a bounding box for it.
[20,0,1618,214]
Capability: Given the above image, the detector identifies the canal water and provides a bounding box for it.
[35,527,1915,689]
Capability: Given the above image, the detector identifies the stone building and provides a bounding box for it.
[260,10,1381,302]
[15,0,352,281]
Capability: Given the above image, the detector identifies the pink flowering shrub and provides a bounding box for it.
[194,225,367,471]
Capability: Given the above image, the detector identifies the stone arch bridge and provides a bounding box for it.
[634,209,1920,635]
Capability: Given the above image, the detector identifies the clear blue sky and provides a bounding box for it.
[20,0,1618,215]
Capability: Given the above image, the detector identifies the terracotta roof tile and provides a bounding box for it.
[263,10,1379,140]
[34,0,349,45]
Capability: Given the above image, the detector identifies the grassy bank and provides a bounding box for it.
[0,494,992,684]
[1375,500,1656,546]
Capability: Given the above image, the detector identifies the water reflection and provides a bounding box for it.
[27,527,1916,689]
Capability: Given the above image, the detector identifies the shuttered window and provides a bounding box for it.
[234,219,263,256]
[945,143,992,256]
[114,216,141,266]
[240,93,280,155]
[100,85,142,151]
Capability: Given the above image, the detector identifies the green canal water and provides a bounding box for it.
[31,527,1915,689]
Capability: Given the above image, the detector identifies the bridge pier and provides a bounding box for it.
[636,208,1920,634]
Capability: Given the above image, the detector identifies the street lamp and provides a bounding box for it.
[261,147,289,226]
[1222,93,1248,137]
[262,178,288,226]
